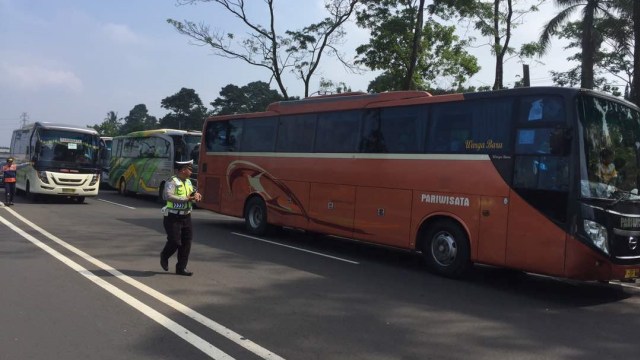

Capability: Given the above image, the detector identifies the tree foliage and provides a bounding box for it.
[211,81,285,115]
[121,104,158,135]
[90,111,121,136]
[167,0,358,98]
[356,0,479,92]
[430,0,543,90]
[160,87,207,131]
[539,0,618,90]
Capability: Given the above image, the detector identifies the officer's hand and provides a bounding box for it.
[194,192,202,202]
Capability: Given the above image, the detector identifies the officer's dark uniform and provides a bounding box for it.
[3,157,17,206]
[160,161,197,276]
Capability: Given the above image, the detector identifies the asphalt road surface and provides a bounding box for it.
[1,189,639,360]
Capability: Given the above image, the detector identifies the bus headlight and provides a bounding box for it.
[37,171,50,184]
[584,220,609,255]
[89,174,99,186]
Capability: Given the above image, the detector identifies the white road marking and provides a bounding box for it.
[0,213,233,360]
[232,232,360,265]
[4,207,285,360]
[96,198,137,209]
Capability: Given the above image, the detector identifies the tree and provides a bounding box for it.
[539,0,617,90]
[431,0,543,90]
[547,17,629,97]
[121,104,158,134]
[160,87,207,131]
[168,0,358,98]
[211,81,285,115]
[629,0,640,105]
[89,111,121,136]
[356,0,479,92]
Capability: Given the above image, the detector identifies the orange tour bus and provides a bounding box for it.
[196,87,640,281]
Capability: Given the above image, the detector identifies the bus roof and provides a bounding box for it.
[203,86,640,122]
[21,122,100,135]
[119,128,202,138]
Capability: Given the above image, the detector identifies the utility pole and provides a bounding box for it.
[522,65,530,87]
[19,112,29,127]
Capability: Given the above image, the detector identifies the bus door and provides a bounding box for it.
[477,195,509,266]
[506,126,571,276]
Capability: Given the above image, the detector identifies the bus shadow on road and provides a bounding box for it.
[465,265,634,306]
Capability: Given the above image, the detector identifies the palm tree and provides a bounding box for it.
[539,0,616,89]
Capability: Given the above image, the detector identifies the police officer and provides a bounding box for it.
[2,157,17,206]
[160,160,202,276]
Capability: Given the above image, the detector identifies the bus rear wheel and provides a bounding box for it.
[421,220,471,278]
[244,197,268,235]
[118,178,128,196]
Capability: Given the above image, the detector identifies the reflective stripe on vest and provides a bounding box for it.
[165,176,193,211]
[2,164,17,183]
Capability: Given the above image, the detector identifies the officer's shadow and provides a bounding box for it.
[90,269,167,278]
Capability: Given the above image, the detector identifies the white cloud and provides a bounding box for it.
[0,63,83,92]
[101,23,143,44]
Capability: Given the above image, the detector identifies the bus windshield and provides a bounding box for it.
[580,95,640,200]
[37,129,100,168]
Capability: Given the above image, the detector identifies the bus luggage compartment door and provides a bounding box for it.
[354,187,412,247]
[308,183,355,239]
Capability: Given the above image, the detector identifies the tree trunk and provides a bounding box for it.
[404,0,426,90]
[633,0,640,105]
[580,0,597,89]
[492,0,512,90]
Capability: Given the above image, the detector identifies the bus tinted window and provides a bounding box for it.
[428,99,511,154]
[241,117,277,152]
[315,111,361,153]
[205,120,243,152]
[519,96,565,123]
[380,105,425,153]
[360,110,386,153]
[276,114,316,152]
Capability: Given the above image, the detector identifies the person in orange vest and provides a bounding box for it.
[2,157,17,206]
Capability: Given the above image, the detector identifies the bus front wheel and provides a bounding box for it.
[244,197,268,235]
[25,182,37,202]
[421,220,471,278]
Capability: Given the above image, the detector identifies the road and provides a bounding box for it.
[1,190,639,360]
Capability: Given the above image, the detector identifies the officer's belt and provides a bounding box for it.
[167,209,191,215]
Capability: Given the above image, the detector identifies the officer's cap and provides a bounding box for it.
[175,160,193,170]
[7,157,14,162]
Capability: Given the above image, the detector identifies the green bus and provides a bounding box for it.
[108,129,201,199]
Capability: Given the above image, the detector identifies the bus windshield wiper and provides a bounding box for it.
[606,189,633,209]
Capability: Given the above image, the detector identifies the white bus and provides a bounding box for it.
[108,129,201,199]
[10,122,102,203]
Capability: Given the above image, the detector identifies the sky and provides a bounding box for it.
[0,0,576,147]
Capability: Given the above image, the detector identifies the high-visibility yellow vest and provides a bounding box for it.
[165,176,194,211]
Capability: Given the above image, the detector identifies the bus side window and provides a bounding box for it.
[205,121,228,152]
[359,110,386,153]
[520,96,565,123]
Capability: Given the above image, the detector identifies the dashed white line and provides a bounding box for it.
[96,198,137,209]
[232,232,360,265]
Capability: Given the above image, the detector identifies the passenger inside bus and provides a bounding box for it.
[595,148,617,184]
